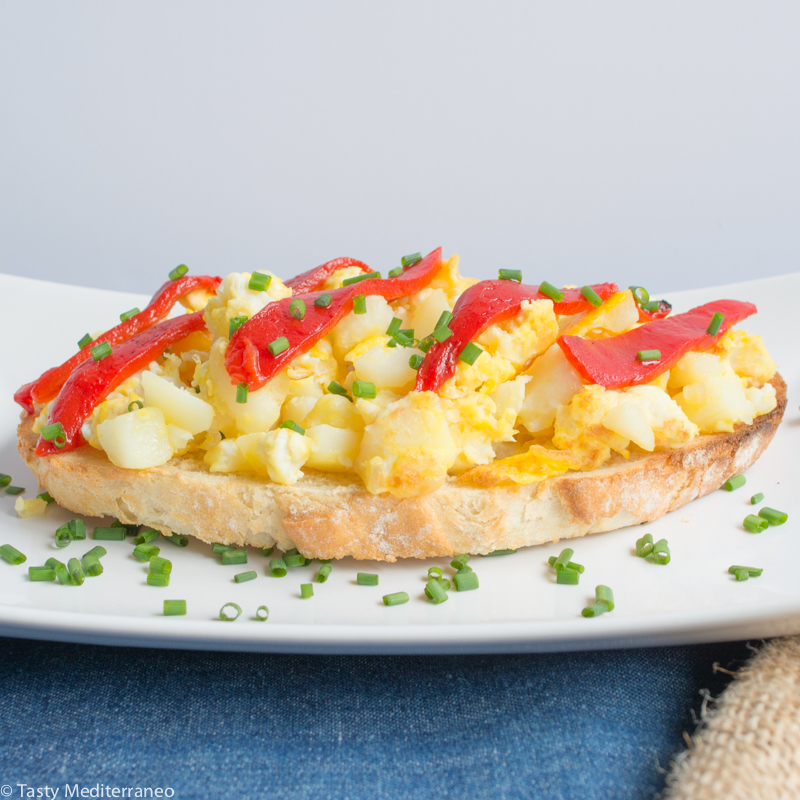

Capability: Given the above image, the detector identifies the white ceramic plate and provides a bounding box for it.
[1,272,797,653]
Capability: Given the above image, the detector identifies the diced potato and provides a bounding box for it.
[668,352,727,391]
[476,299,558,370]
[563,290,639,339]
[603,402,655,451]
[406,289,452,339]
[204,438,250,473]
[167,424,194,455]
[489,377,526,422]
[724,330,777,383]
[141,370,214,435]
[330,295,396,359]
[350,340,420,392]
[674,374,754,433]
[303,394,365,432]
[745,383,777,417]
[520,345,584,434]
[306,425,361,471]
[97,407,173,469]
[15,497,48,518]
[281,395,320,428]
[251,429,314,485]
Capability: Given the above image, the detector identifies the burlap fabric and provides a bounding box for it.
[664,636,800,799]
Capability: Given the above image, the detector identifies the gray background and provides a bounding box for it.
[1,1,798,295]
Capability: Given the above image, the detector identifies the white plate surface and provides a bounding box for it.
[0,272,798,653]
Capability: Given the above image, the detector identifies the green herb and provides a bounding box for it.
[552,549,574,572]
[92,526,126,541]
[427,566,443,580]
[289,299,306,320]
[133,544,160,561]
[758,507,787,525]
[548,556,584,573]
[91,341,112,361]
[728,565,763,578]
[401,253,422,267]
[596,585,615,611]
[267,336,289,356]
[538,281,565,302]
[327,381,352,401]
[458,342,483,365]
[383,591,409,606]
[85,546,107,559]
[409,354,424,370]
[269,558,288,577]
[353,294,367,314]
[706,312,725,336]
[750,493,765,505]
[386,318,403,336]
[120,307,140,322]
[724,474,746,491]
[249,271,272,292]
[483,549,517,556]
[353,380,377,399]
[357,573,379,586]
[432,326,453,343]
[498,269,522,282]
[55,524,73,548]
[128,400,144,412]
[256,605,269,621]
[46,558,71,585]
[734,568,749,581]
[78,333,93,349]
[279,420,305,435]
[147,573,170,587]
[629,286,650,306]
[5,486,25,496]
[424,578,449,604]
[229,315,249,338]
[40,422,65,443]
[67,558,85,585]
[636,349,661,362]
[434,310,454,330]
[212,543,235,554]
[342,272,381,286]
[388,267,403,278]
[450,554,470,569]
[653,539,671,565]
[743,514,769,533]
[314,293,332,308]
[221,550,247,566]
[581,286,603,307]
[260,546,274,557]
[300,583,314,599]
[81,554,103,577]
[454,571,479,592]
[315,564,332,583]
[168,265,189,281]
[234,571,257,583]
[69,519,86,540]
[164,599,186,615]
[29,566,56,582]
[581,603,608,617]
[149,557,172,575]
[556,569,579,585]
[134,529,160,546]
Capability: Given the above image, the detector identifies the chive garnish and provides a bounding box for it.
[289,298,306,320]
[327,380,351,401]
[427,566,443,580]
[236,382,249,404]
[29,566,56,582]
[724,474,746,491]
[401,253,422,267]
[149,556,172,575]
[342,272,381,286]
[68,558,85,585]
[352,380,377,399]
[357,573,379,586]
[539,281,565,302]
[458,342,483,365]
[409,354,424,370]
[78,333,92,350]
[54,524,71,548]
[147,573,170,587]
[707,312,724,336]
[455,565,473,574]
[581,603,608,618]
[212,543,235,554]
[418,337,433,353]
[743,514,769,533]
[91,341,112,361]
[268,336,289,356]
[128,400,144,412]
[432,326,453,343]
[552,549,574,572]
[249,271,272,292]
[0,474,10,488]
[221,550,247,566]
[81,554,103,576]
[388,266,403,278]
[435,310,454,330]
[229,315,249,338]
[169,265,189,281]
[120,307,140,322]
[636,349,661,362]
[383,591,409,606]
[163,599,186,615]
[728,565,763,578]
[454,571,479,591]
[450,554,470,570]
[85,546,107,559]
[483,549,517,556]
[92,526,126,541]
[556,569,579,585]
[5,486,24,496]
[629,286,650,307]
[134,528,160,546]
[0,544,27,565]
[46,558,71,585]
[581,286,603,307]
[279,420,305,435]
[386,317,403,336]
[269,558,287,577]
[300,583,314,599]
[653,539,671,565]
[133,544,160,561]
[164,533,188,547]
[635,533,654,558]
[314,293,332,308]
[284,553,305,567]
[735,568,749,581]
[256,605,269,621]
[498,269,522,282]
[315,564,332,583]
[548,556,584,573]
[750,493,764,505]
[234,571,257,583]
[41,422,65,442]
[596,585,615,611]
[353,294,367,314]
[424,579,449,604]
[758,507,787,525]
[69,519,86,540]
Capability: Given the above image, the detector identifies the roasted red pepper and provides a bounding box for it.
[414,281,619,393]
[36,312,208,456]
[638,299,672,322]
[558,299,756,389]
[15,274,221,414]
[284,257,373,295]
[226,248,443,390]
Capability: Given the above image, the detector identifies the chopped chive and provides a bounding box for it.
[119,307,140,322]
[357,573,379,586]
[552,549,574,572]
[352,380,377,399]
[134,528,160,546]
[383,591,409,606]
[279,420,305,435]
[91,341,112,361]
[212,542,236,553]
[85,546,107,559]
[267,336,289,356]
[249,271,272,292]
[353,294,367,314]
[315,564,332,583]
[435,310,454,330]
[92,526,126,541]
[229,315,249,338]
[735,568,749,581]
[750,493,765,505]
[133,544,160,561]
[439,578,452,591]
[69,519,85,540]
[418,337,433,353]
[260,546,274,557]
[147,573,170,587]
[401,253,421,267]
[636,349,661,362]
[284,553,305,567]
[539,281,565,303]
[168,264,189,281]
[78,333,93,349]
[393,331,413,347]
[164,533,188,548]
[269,558,287,577]
[314,293,332,308]
[454,571,479,591]
[450,554,470,569]
[581,286,603,307]
[424,578,449,604]
[256,605,269,621]
[556,569,579,585]
[235,382,249,404]
[458,342,483,365]
[149,556,172,575]
[327,381,351,400]
[342,271,381,286]
[743,514,769,533]
[388,266,403,278]
[386,339,398,348]
[642,300,660,312]
[289,298,306,320]
[221,550,247,566]
[653,539,671,565]
[707,312,725,336]
[128,400,143,412]
[319,558,333,564]
[456,565,473,574]
[29,566,56,582]
[483,549,517,556]
[409,354,424,370]
[0,474,10,488]
[635,533,654,558]
[300,583,314,599]
[724,474,746,492]
[67,557,84,585]
[728,565,763,577]
[427,566,443,580]
[498,269,522,282]
[46,559,71,585]
[81,554,103,577]
[55,524,73,548]
[5,486,25,496]
[386,317,403,336]
[0,544,26,565]
[581,603,608,618]
[41,422,65,442]
[629,286,650,306]
[758,507,787,525]
[164,599,186,615]
[596,585,615,611]
[234,570,257,583]
[548,556,584,573]
[432,326,453,343]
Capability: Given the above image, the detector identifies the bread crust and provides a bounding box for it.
[17,375,787,561]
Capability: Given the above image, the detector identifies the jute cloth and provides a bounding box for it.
[664,636,800,799]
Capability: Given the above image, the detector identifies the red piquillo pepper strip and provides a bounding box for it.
[284,257,373,295]
[414,281,619,393]
[15,274,221,414]
[226,248,443,390]
[558,299,756,389]
[36,312,207,456]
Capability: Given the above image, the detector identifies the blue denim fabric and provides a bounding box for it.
[0,637,749,800]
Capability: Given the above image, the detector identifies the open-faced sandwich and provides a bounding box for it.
[16,250,785,560]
